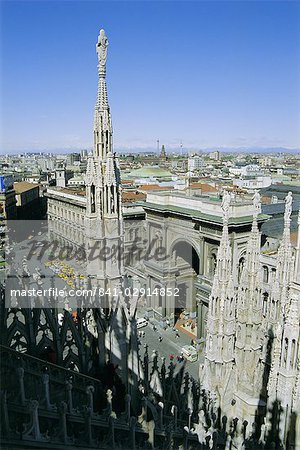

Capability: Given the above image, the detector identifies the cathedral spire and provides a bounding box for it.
[277,192,293,314]
[94,29,113,159]
[235,191,266,399]
[241,191,261,281]
[294,209,300,283]
[202,190,235,402]
[86,29,121,221]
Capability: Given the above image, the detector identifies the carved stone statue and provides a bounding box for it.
[96,29,108,68]
[284,191,293,223]
[221,190,231,224]
[252,190,261,218]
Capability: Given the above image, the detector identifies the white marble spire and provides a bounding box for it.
[240,191,261,285]
[94,29,113,160]
[277,192,293,314]
[294,209,300,283]
[86,29,121,221]
[202,190,235,403]
[234,191,266,401]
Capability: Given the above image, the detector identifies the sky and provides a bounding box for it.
[1,0,300,153]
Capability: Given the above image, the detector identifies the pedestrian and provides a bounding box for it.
[169,354,174,361]
[176,332,180,339]
[153,325,157,332]
[142,331,145,338]
[159,336,163,342]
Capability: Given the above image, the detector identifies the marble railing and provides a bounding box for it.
[0,345,196,449]
[1,344,295,449]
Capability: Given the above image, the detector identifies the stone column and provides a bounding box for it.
[17,367,26,405]
[130,416,137,449]
[199,236,204,275]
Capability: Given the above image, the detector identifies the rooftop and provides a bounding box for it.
[137,184,174,191]
[14,181,40,194]
[125,166,173,179]
[142,191,269,225]
[261,211,299,241]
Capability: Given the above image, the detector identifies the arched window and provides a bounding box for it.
[230,298,234,317]
[263,266,269,283]
[91,184,96,213]
[271,268,276,282]
[238,257,245,282]
[291,339,296,369]
[210,253,217,277]
[283,338,288,368]
[263,292,269,317]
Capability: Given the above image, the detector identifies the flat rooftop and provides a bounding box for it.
[14,181,40,194]
[142,191,269,225]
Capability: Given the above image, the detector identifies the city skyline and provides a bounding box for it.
[1,1,300,153]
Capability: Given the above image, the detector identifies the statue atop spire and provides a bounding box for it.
[284,191,293,224]
[96,29,108,76]
[252,190,261,220]
[221,190,231,225]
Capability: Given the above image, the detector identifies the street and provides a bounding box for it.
[136,314,204,381]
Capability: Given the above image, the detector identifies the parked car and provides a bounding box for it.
[136,318,148,329]
[181,345,198,362]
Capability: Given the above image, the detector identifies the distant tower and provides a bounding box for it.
[160,144,167,161]
[55,164,67,188]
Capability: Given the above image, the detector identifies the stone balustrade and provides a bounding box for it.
[0,345,202,449]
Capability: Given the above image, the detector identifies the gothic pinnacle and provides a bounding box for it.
[94,28,112,159]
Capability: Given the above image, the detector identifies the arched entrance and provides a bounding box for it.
[171,240,200,324]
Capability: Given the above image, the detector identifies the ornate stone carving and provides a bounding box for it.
[96,29,108,70]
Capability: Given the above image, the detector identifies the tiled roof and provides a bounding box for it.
[122,191,146,203]
[138,184,174,191]
[188,183,217,192]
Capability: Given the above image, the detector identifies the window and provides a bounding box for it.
[263,266,269,283]
[238,257,245,282]
[263,292,269,317]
